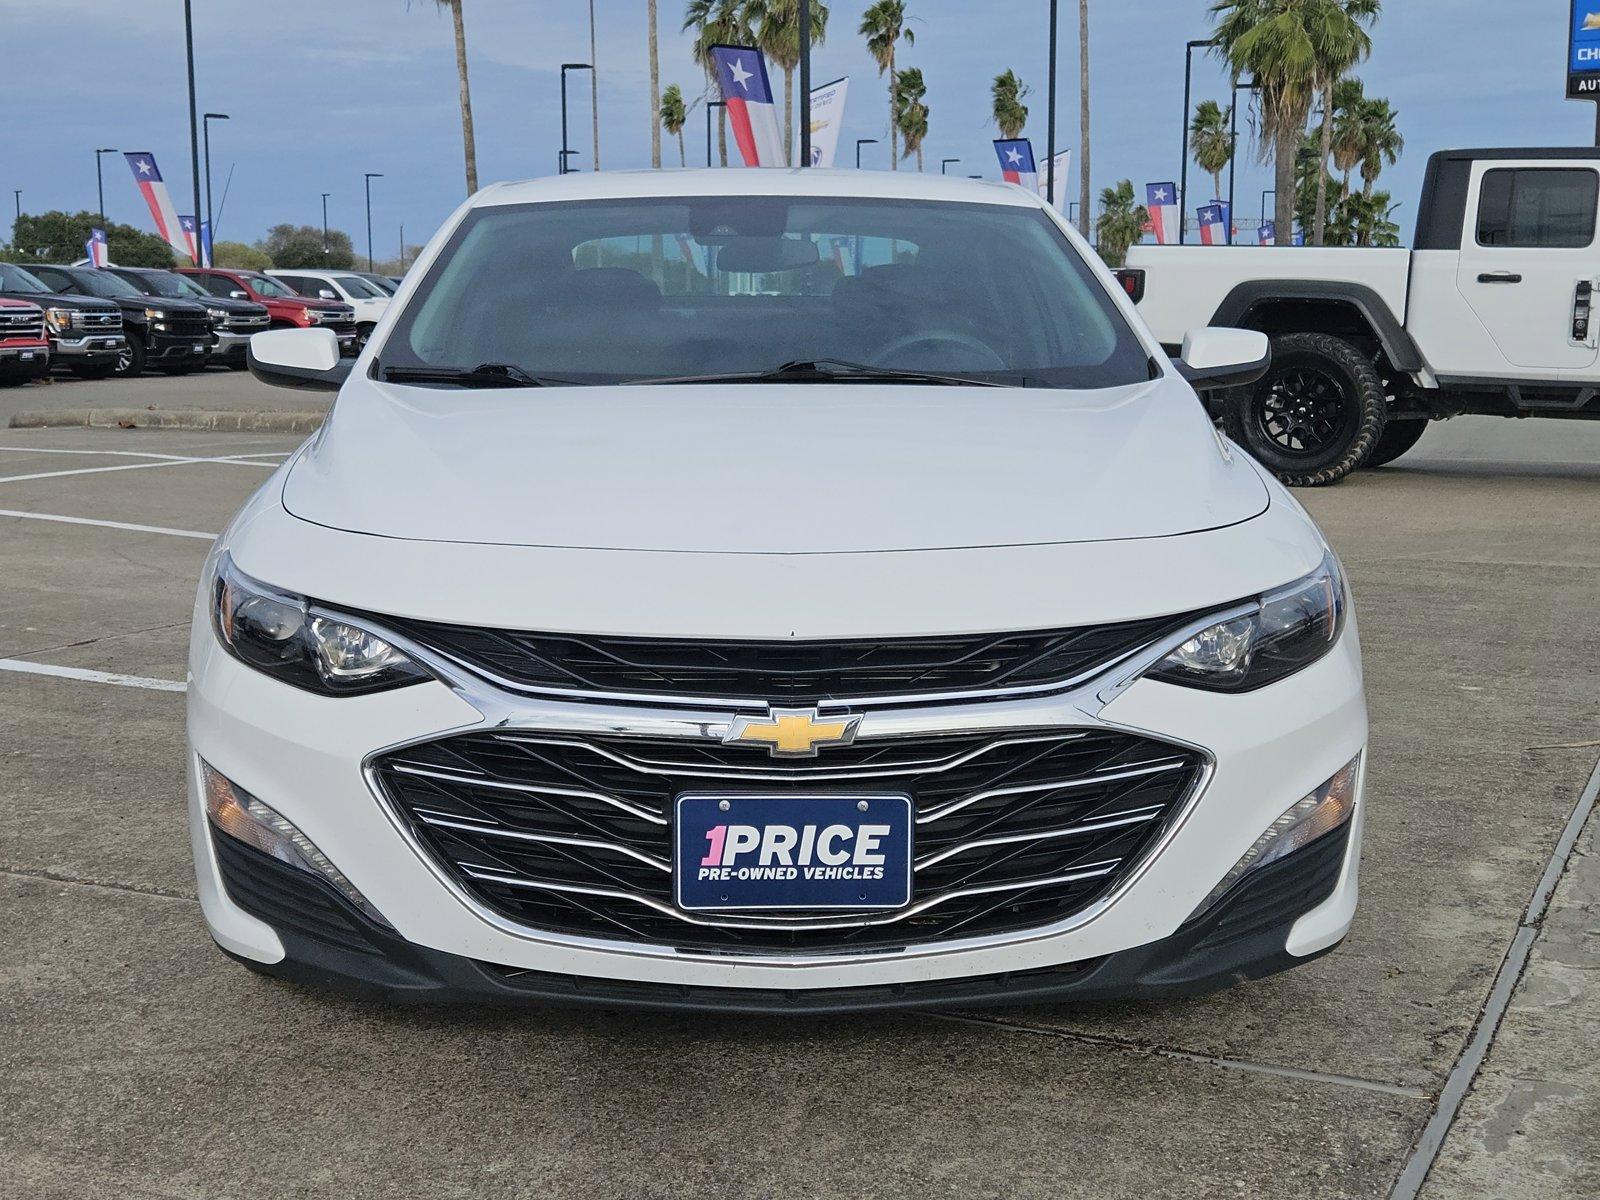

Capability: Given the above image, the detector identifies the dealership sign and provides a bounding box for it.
[1569,1,1600,97]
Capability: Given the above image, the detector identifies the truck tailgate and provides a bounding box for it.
[1124,245,1412,346]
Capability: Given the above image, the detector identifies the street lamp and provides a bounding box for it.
[364,173,383,272]
[94,148,118,228]
[182,0,203,265]
[202,113,229,260]
[320,192,331,256]
[798,0,812,166]
[560,63,592,175]
[559,150,582,174]
[940,158,960,174]
[1046,0,1059,207]
[12,190,19,225]
[1226,77,1260,245]
[1179,37,1220,244]
[855,138,878,168]
[706,100,726,166]
[1261,189,1275,227]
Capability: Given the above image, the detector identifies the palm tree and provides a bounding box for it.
[860,0,914,169]
[661,84,689,166]
[426,1,478,194]
[1330,187,1398,245]
[649,0,662,168]
[1189,99,1233,205]
[1078,0,1092,236]
[1329,76,1368,192]
[747,0,830,164]
[991,69,1030,139]
[1211,0,1327,247]
[685,0,753,166]
[1357,96,1403,195]
[1310,0,1377,245]
[895,67,928,169]
[1094,180,1147,268]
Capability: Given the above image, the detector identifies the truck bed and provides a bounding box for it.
[1123,245,1412,347]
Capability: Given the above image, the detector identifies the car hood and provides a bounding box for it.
[282,375,1269,554]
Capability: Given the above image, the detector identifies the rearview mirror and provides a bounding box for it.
[1176,327,1270,392]
[715,237,821,273]
[247,327,350,392]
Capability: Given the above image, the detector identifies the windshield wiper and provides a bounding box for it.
[380,362,572,388]
[631,358,1007,388]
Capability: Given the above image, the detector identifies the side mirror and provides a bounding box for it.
[318,288,338,300]
[247,327,350,392]
[1176,327,1270,392]
[229,290,248,299]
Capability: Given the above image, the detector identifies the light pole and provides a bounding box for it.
[1179,37,1219,244]
[706,100,725,166]
[320,192,331,257]
[95,148,118,228]
[855,138,878,168]
[558,150,581,174]
[1046,0,1058,207]
[1261,189,1275,226]
[1226,77,1259,245]
[560,63,592,175]
[182,0,203,265]
[798,0,812,166]
[941,158,960,174]
[202,113,228,259]
[12,190,19,226]
[364,173,383,272]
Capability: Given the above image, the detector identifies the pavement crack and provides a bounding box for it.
[920,1009,1430,1098]
[0,864,198,904]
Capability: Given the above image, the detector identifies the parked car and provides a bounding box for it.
[177,268,358,356]
[266,269,389,347]
[30,264,213,377]
[108,266,270,370]
[0,261,125,379]
[0,297,50,385]
[193,171,1366,1013]
[1125,146,1600,484]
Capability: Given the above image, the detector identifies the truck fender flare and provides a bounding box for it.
[1209,280,1423,374]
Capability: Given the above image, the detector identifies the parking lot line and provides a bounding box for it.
[0,445,289,462]
[0,658,187,692]
[0,455,279,485]
[0,508,217,540]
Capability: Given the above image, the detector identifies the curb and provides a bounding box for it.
[8,407,325,434]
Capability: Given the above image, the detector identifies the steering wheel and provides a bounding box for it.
[872,330,1008,371]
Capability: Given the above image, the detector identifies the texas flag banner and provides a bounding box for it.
[84,227,110,267]
[1258,220,1276,246]
[1145,182,1180,244]
[124,152,194,262]
[994,139,1038,191]
[179,215,200,265]
[711,45,785,167]
[1198,203,1228,246]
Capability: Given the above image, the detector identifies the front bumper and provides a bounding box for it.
[146,330,213,362]
[51,333,125,360]
[213,330,255,360]
[0,343,49,372]
[188,577,1367,1005]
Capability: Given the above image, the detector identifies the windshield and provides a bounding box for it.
[379,196,1150,388]
[78,270,143,298]
[245,274,296,299]
[122,270,186,299]
[0,263,51,294]
[336,275,385,298]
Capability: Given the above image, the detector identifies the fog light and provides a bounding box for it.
[201,760,390,927]
[1192,755,1360,917]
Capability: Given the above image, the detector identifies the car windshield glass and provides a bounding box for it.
[129,271,187,299]
[0,263,52,293]
[172,274,211,299]
[379,195,1150,388]
[80,271,142,298]
[247,274,297,298]
[335,275,384,298]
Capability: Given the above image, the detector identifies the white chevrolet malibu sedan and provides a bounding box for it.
[191,169,1366,1012]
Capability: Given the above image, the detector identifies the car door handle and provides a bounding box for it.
[1477,272,1523,284]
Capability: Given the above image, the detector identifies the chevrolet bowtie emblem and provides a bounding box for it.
[724,707,862,758]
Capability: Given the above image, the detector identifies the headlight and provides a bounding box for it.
[143,307,168,320]
[302,307,321,324]
[211,553,428,696]
[1149,553,1345,692]
[207,307,227,324]
[45,307,73,334]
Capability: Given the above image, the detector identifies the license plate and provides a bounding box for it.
[19,351,35,361]
[193,344,207,354]
[675,793,913,912]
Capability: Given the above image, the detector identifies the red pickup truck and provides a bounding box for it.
[177,268,359,356]
[0,298,50,386]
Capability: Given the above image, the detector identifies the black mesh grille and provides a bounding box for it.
[372,727,1205,953]
[378,614,1200,704]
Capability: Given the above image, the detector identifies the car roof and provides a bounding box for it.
[473,168,1040,210]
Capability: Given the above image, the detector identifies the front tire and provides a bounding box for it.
[1222,332,1387,487]
[1363,418,1429,468]
[112,334,147,378]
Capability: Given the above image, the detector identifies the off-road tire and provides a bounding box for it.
[1222,332,1387,487]
[1362,418,1429,468]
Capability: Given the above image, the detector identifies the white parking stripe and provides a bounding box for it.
[0,455,278,484]
[0,446,287,462]
[0,509,217,540]
[0,658,187,692]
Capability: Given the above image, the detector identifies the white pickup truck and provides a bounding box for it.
[1125,147,1600,484]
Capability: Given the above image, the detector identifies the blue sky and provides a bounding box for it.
[0,0,1592,254]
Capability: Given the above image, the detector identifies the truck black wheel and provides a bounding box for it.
[112,335,147,378]
[1222,332,1387,487]
[1362,418,1429,468]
